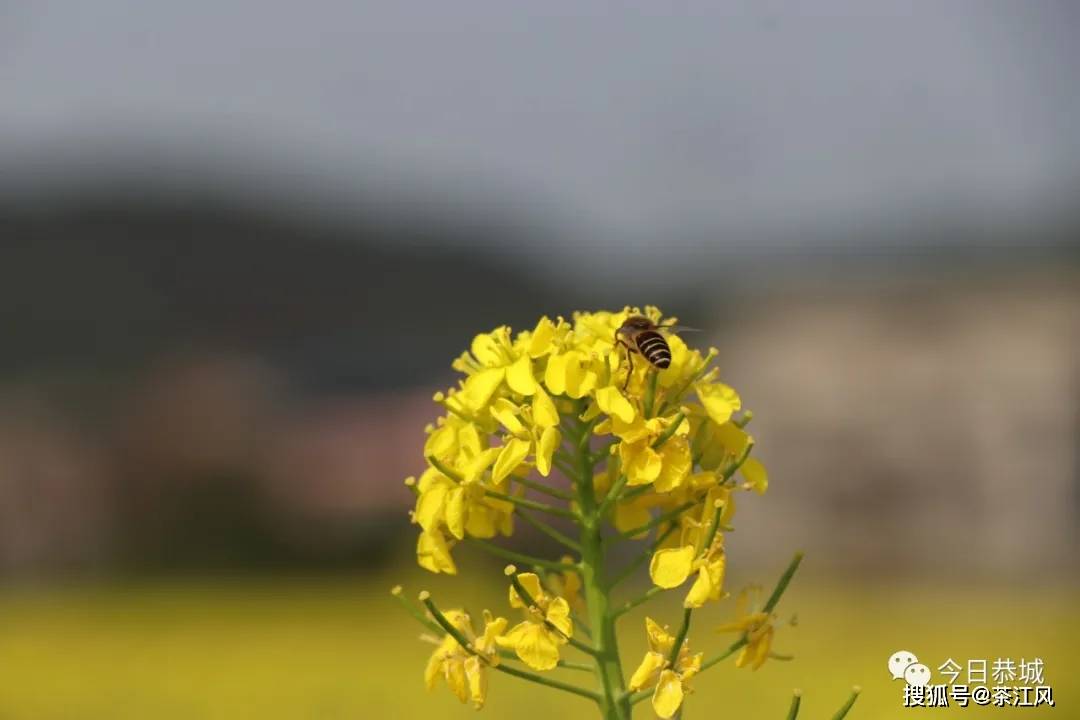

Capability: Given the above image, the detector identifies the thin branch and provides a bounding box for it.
[618,501,696,540]
[390,586,442,634]
[514,474,574,501]
[667,607,692,666]
[595,473,628,519]
[786,691,802,720]
[556,659,595,672]
[516,508,582,552]
[700,637,748,673]
[485,488,580,520]
[612,586,665,618]
[651,412,686,449]
[468,539,577,573]
[643,369,659,417]
[494,661,601,701]
[552,453,582,483]
[763,552,804,613]
[831,687,861,720]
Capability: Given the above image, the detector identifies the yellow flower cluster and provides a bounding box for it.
[395,308,814,720]
[409,307,767,586]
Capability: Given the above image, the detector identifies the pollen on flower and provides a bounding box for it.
[503,565,517,576]
[417,590,431,602]
[391,585,403,596]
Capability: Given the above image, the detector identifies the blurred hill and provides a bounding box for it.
[0,192,550,392]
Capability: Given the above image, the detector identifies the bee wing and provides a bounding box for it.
[659,323,701,333]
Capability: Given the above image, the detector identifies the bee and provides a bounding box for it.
[615,315,695,391]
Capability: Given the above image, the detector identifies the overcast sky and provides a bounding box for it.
[2,1,1078,256]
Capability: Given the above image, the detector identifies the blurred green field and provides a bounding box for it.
[1,562,1075,719]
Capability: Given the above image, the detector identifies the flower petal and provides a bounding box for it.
[445,486,467,540]
[543,353,569,395]
[622,442,662,486]
[414,482,449,533]
[629,650,666,691]
[741,457,769,495]
[595,386,636,423]
[531,386,560,428]
[493,438,531,484]
[528,316,557,357]
[535,426,561,477]
[649,545,695,589]
[545,596,573,638]
[490,398,526,436]
[417,529,457,575]
[696,382,742,426]
[654,438,692,493]
[504,622,561,670]
[506,353,538,395]
[462,367,505,411]
[651,669,685,719]
[509,572,545,608]
[464,655,487,709]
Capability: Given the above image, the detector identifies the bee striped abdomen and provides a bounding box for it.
[635,330,671,369]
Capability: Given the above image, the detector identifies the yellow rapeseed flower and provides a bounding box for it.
[715,588,779,670]
[424,608,507,709]
[497,572,574,671]
[628,617,703,719]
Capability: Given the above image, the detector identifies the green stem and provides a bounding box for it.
[786,691,802,720]
[700,637,748,672]
[667,607,692,665]
[495,662,602,702]
[651,412,686,449]
[763,552,804,613]
[516,508,582,552]
[484,488,580,521]
[515,474,574,501]
[571,407,631,720]
[553,453,582,482]
[643,370,658,417]
[612,586,664,618]
[595,473,628,520]
[831,687,861,720]
[390,587,442,634]
[619,501,696,539]
[468,539,577,572]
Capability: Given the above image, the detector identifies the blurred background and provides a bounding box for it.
[0,2,1077,718]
